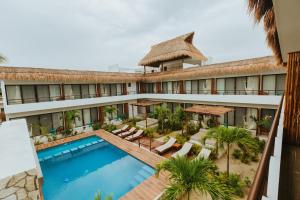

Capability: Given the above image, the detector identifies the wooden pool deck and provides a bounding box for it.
[35,130,169,200]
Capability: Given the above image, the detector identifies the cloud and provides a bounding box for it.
[0,0,271,71]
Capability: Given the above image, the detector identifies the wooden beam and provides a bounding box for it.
[284,51,300,145]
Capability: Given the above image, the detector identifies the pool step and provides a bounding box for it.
[129,166,154,188]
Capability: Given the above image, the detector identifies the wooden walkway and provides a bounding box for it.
[94,130,168,200]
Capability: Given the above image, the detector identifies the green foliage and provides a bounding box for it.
[175,134,190,145]
[156,156,233,200]
[104,106,117,121]
[63,110,81,131]
[191,144,201,155]
[40,126,49,136]
[0,54,6,63]
[154,103,171,134]
[206,126,259,175]
[251,115,273,130]
[94,192,113,200]
[232,149,242,159]
[216,173,246,197]
[102,124,117,132]
[163,136,170,143]
[167,106,185,131]
[254,137,266,153]
[244,176,251,187]
[185,121,200,135]
[143,127,155,138]
[124,118,140,127]
[92,122,102,130]
[207,117,218,128]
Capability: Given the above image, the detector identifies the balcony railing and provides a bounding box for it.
[247,96,284,200]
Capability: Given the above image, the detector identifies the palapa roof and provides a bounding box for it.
[0,66,142,83]
[139,32,207,67]
[0,57,285,83]
[248,0,282,64]
[131,100,161,107]
[144,56,286,82]
[184,105,233,117]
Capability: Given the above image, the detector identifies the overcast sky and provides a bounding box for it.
[0,0,271,71]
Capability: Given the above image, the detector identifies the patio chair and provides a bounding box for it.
[118,127,136,138]
[196,148,211,159]
[155,137,176,154]
[112,124,129,134]
[171,142,193,158]
[125,130,144,141]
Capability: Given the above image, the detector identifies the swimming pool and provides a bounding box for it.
[38,136,155,200]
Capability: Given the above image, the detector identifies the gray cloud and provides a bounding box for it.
[0,0,271,71]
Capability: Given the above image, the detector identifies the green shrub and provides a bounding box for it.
[207,118,218,128]
[217,173,246,197]
[144,127,155,138]
[92,122,102,130]
[232,149,242,159]
[175,134,190,145]
[186,122,200,135]
[244,176,251,187]
[163,136,170,143]
[191,144,201,155]
[254,137,266,153]
[102,124,117,132]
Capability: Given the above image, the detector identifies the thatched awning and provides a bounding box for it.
[144,56,286,82]
[139,32,207,67]
[0,66,143,83]
[131,100,161,107]
[248,0,282,64]
[184,105,233,117]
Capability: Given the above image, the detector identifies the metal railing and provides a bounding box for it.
[247,96,284,200]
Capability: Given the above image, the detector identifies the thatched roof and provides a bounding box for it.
[0,66,142,83]
[184,105,233,117]
[248,0,282,64]
[0,56,285,83]
[144,56,286,82]
[138,32,207,67]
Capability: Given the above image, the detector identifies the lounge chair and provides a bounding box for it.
[205,138,216,149]
[125,130,144,141]
[155,137,176,154]
[197,148,211,159]
[171,142,193,158]
[112,124,129,134]
[118,127,136,138]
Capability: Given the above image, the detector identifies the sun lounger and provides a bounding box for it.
[197,148,211,159]
[125,130,144,141]
[118,127,136,138]
[112,124,129,134]
[171,142,193,158]
[205,138,217,149]
[155,137,176,154]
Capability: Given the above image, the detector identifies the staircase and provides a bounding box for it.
[129,165,155,188]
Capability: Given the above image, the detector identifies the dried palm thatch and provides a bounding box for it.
[184,105,233,117]
[0,66,143,83]
[139,32,207,67]
[248,0,283,64]
[143,56,286,82]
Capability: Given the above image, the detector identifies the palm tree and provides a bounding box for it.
[94,192,113,200]
[156,156,233,200]
[154,103,170,134]
[104,106,117,122]
[0,54,6,63]
[206,127,259,176]
[64,110,81,130]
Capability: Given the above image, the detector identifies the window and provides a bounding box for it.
[91,107,98,123]
[217,78,225,94]
[72,85,81,99]
[52,112,63,129]
[83,108,91,125]
[37,85,50,102]
[185,81,191,94]
[263,75,276,95]
[74,110,83,127]
[162,82,168,94]
[128,83,131,87]
[21,85,36,103]
[191,80,198,94]
[26,116,40,136]
[40,114,53,133]
[6,85,22,105]
[117,104,124,118]
[275,74,286,95]
[81,85,90,98]
[111,84,117,96]
[89,84,96,98]
[225,78,235,95]
[49,85,61,101]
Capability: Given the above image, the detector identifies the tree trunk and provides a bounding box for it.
[187,191,190,200]
[227,143,230,177]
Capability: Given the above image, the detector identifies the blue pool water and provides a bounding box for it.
[38,136,155,200]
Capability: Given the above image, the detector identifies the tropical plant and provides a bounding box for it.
[154,103,170,134]
[167,106,185,131]
[175,134,190,145]
[144,127,155,151]
[63,110,81,131]
[206,126,259,176]
[92,122,102,130]
[250,115,273,130]
[184,121,200,135]
[156,156,233,200]
[0,54,6,63]
[216,173,246,197]
[102,124,116,132]
[94,192,113,200]
[104,106,117,122]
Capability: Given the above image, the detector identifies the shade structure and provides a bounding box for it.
[131,100,161,107]
[184,105,233,117]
